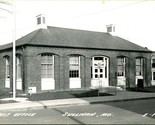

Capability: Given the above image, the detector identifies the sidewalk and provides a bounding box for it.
[0,91,155,111]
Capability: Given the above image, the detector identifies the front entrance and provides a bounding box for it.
[91,56,109,87]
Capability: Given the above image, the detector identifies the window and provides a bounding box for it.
[107,26,112,32]
[69,56,80,78]
[152,59,155,68]
[117,57,125,76]
[136,58,143,76]
[37,17,41,25]
[41,54,54,78]
[5,56,10,78]
[43,17,46,24]
[153,72,155,81]
[16,55,22,79]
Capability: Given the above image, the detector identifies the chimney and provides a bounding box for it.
[106,24,116,35]
[36,14,47,29]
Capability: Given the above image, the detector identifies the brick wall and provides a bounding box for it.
[0,45,152,93]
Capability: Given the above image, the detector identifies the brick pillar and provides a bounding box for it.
[109,57,117,86]
[59,55,65,90]
[80,56,85,89]
[129,57,136,87]
[64,55,69,90]
[54,55,60,90]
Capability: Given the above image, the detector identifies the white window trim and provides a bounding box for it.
[136,58,143,77]
[151,57,155,68]
[41,54,54,79]
[117,57,126,77]
[152,71,155,81]
[69,56,80,79]
[16,55,22,79]
[5,57,10,79]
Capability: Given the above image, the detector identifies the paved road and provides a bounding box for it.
[0,99,155,124]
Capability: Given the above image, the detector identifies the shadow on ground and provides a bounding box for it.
[103,98,155,119]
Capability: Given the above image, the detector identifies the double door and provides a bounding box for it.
[91,56,109,87]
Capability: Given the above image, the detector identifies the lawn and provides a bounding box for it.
[126,86,155,93]
[27,89,112,101]
[0,86,155,103]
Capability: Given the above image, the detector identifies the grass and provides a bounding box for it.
[126,86,155,93]
[0,89,16,104]
[0,86,155,103]
[27,90,113,101]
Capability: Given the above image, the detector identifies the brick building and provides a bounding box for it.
[0,15,152,94]
[151,52,155,86]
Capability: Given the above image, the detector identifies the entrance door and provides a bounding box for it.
[91,56,109,87]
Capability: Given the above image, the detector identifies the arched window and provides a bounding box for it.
[16,55,22,79]
[136,57,144,76]
[117,57,126,77]
[41,54,54,78]
[5,56,10,78]
[69,55,80,78]
[152,57,155,68]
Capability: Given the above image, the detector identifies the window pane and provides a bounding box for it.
[136,58,141,65]
[94,57,103,60]
[100,74,103,78]
[95,69,98,73]
[95,74,98,78]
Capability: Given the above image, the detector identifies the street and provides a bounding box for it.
[0,99,155,124]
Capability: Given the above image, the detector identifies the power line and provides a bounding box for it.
[53,0,148,22]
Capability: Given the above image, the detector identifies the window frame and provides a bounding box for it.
[136,57,144,76]
[41,54,54,79]
[69,56,80,78]
[5,56,10,79]
[152,71,155,81]
[117,57,126,77]
[152,58,155,68]
[16,55,22,79]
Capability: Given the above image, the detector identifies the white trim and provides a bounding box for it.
[5,78,10,88]
[5,57,10,88]
[69,78,81,88]
[91,56,109,87]
[135,76,143,85]
[41,78,55,90]
[69,56,81,88]
[16,78,22,90]
[41,54,55,90]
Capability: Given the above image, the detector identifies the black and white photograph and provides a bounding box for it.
[0,0,155,124]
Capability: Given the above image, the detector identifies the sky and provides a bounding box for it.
[0,0,155,51]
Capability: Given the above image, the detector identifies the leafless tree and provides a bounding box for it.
[0,0,13,20]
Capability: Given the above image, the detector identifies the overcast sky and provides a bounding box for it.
[0,0,155,51]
